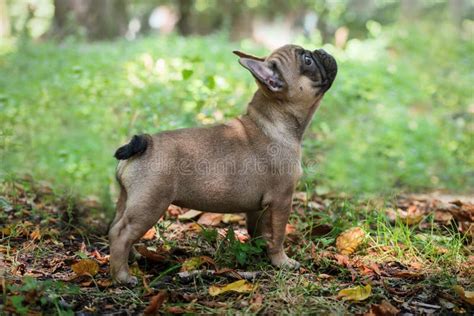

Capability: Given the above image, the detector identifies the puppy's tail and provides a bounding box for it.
[114,134,150,160]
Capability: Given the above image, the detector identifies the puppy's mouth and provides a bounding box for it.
[312,49,337,91]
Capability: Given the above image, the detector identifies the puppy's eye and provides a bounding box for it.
[304,55,313,66]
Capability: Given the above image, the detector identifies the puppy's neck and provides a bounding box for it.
[244,90,322,144]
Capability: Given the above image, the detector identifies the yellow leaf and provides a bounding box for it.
[337,284,372,301]
[454,285,474,305]
[222,214,244,224]
[0,226,11,236]
[208,279,256,296]
[336,227,366,255]
[181,257,203,272]
[178,209,202,220]
[71,259,99,277]
[181,256,215,272]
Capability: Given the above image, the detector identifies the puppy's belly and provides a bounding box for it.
[172,177,263,213]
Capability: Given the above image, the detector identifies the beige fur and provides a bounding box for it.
[109,45,337,285]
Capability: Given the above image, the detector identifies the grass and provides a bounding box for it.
[0,21,473,209]
[1,178,472,314]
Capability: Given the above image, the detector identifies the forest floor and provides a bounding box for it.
[0,178,473,315]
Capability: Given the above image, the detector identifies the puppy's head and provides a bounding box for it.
[234,45,337,103]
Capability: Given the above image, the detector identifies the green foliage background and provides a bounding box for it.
[0,22,473,206]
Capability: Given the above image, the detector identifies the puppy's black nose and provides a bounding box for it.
[313,49,337,90]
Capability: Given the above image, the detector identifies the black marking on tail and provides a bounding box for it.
[114,134,149,160]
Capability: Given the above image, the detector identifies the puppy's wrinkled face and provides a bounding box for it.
[234,45,337,104]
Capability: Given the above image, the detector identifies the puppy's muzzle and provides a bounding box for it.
[313,49,338,91]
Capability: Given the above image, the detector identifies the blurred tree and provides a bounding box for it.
[449,0,464,28]
[0,0,10,37]
[176,0,193,36]
[50,0,128,40]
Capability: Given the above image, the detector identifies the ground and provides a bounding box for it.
[1,178,472,315]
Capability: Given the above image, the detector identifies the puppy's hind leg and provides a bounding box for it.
[108,191,171,286]
[110,183,127,230]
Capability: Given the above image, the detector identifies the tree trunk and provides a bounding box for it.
[0,0,10,38]
[176,0,193,36]
[49,0,128,40]
[400,0,420,21]
[449,0,464,29]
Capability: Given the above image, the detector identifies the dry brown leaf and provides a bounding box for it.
[386,207,424,225]
[30,227,41,240]
[96,279,113,288]
[250,293,264,312]
[336,227,366,255]
[453,285,474,305]
[198,213,223,226]
[141,227,156,240]
[135,245,167,262]
[285,224,296,235]
[235,229,249,243]
[222,214,245,224]
[209,279,256,296]
[178,209,202,220]
[434,211,453,224]
[144,290,168,315]
[167,205,182,217]
[337,284,372,301]
[71,259,99,277]
[166,306,188,314]
[365,300,400,316]
[90,250,109,265]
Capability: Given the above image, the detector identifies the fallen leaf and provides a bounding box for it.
[135,245,167,262]
[310,224,333,236]
[209,279,256,296]
[178,209,202,220]
[336,227,366,255]
[96,279,113,288]
[338,284,372,301]
[387,207,424,225]
[144,290,168,315]
[235,229,249,243]
[141,227,156,240]
[71,259,99,277]
[285,224,296,235]
[222,214,244,224]
[453,285,474,305]
[250,293,264,312]
[366,300,400,316]
[167,205,182,217]
[166,306,187,314]
[90,250,109,265]
[293,191,308,203]
[434,211,453,224]
[30,227,41,240]
[181,256,215,272]
[198,213,223,226]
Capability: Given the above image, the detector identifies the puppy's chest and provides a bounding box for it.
[262,146,302,180]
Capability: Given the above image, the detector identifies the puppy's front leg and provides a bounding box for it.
[261,199,300,269]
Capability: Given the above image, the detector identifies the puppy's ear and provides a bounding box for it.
[233,50,266,61]
[238,58,284,92]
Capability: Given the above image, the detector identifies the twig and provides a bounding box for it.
[177,269,260,283]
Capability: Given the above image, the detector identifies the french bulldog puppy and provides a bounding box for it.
[109,45,337,285]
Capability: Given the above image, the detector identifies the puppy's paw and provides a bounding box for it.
[113,272,138,287]
[269,252,301,270]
